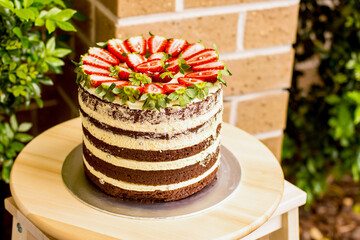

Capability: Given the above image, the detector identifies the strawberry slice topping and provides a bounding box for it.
[165,39,187,57]
[165,58,179,72]
[126,53,146,70]
[148,35,167,54]
[163,83,186,94]
[82,65,111,76]
[82,55,113,69]
[148,52,166,60]
[192,61,224,71]
[118,66,131,80]
[186,49,218,66]
[126,36,146,55]
[151,72,174,83]
[135,59,162,73]
[143,83,165,94]
[101,80,129,88]
[178,77,205,86]
[185,70,219,83]
[89,75,119,87]
[107,39,131,63]
[88,47,119,65]
[181,43,205,60]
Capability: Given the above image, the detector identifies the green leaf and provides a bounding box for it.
[53,9,76,21]
[18,122,32,132]
[46,56,64,67]
[46,37,56,53]
[45,19,56,33]
[23,0,33,8]
[2,165,11,183]
[12,27,22,38]
[106,91,115,102]
[96,42,108,48]
[139,93,148,101]
[15,133,33,142]
[56,21,77,32]
[95,86,103,94]
[38,78,54,86]
[185,88,197,99]
[15,8,36,21]
[112,87,121,95]
[52,48,71,58]
[9,115,18,131]
[355,106,360,124]
[10,141,25,152]
[35,17,45,26]
[0,0,14,10]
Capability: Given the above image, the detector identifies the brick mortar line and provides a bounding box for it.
[228,100,238,126]
[220,45,292,60]
[253,129,284,140]
[175,0,184,12]
[236,12,246,51]
[116,0,300,26]
[224,89,286,102]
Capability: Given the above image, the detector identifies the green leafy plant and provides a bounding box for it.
[0,0,76,182]
[282,0,360,204]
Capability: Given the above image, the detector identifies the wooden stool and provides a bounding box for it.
[6,118,306,239]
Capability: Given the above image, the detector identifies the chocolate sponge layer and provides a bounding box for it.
[83,144,220,185]
[84,165,219,203]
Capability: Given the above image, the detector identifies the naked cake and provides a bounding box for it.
[75,34,231,202]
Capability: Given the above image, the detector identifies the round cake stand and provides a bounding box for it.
[10,118,284,240]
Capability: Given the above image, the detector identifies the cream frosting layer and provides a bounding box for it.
[83,136,220,170]
[78,89,223,134]
[81,111,221,150]
[83,155,220,192]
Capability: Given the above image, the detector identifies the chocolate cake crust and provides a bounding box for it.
[83,124,221,162]
[79,86,222,124]
[83,144,220,185]
[84,165,219,202]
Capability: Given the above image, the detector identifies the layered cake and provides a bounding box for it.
[75,34,231,202]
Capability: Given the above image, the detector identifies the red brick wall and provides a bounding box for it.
[73,0,300,160]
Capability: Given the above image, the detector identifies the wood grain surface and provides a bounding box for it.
[10,118,284,240]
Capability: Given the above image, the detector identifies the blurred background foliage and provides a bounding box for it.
[0,0,77,183]
[282,0,360,204]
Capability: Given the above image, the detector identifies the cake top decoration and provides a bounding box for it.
[74,32,231,110]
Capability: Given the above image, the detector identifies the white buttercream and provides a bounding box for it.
[83,155,220,192]
[83,136,220,170]
[78,90,223,134]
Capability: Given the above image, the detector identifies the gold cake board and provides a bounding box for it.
[9,118,284,239]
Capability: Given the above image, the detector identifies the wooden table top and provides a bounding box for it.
[10,118,284,240]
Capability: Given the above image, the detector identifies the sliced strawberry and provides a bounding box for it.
[118,66,131,80]
[88,47,119,65]
[135,59,162,73]
[143,83,165,94]
[107,39,131,62]
[181,43,205,60]
[178,77,205,86]
[186,49,218,66]
[126,36,146,55]
[165,39,187,57]
[89,75,119,87]
[192,61,224,71]
[148,35,167,54]
[151,72,174,83]
[148,52,166,60]
[163,83,186,94]
[165,58,179,72]
[126,53,146,70]
[125,85,143,94]
[82,65,111,76]
[185,70,218,83]
[101,80,129,88]
[82,55,112,69]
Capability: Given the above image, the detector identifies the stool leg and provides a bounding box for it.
[270,208,299,240]
[12,217,37,240]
